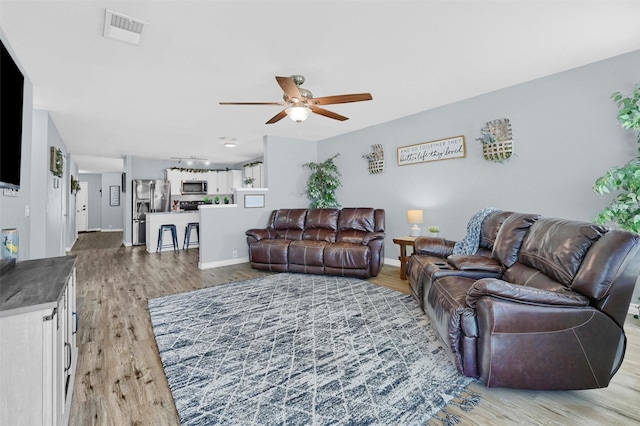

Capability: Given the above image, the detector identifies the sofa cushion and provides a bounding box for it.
[249,239,291,265]
[324,242,371,270]
[289,240,328,267]
[518,219,606,286]
[273,209,307,240]
[338,208,375,232]
[491,213,540,268]
[478,211,513,251]
[303,209,339,242]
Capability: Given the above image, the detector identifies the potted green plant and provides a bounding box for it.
[303,153,341,208]
[214,195,220,204]
[594,84,640,232]
[428,225,440,237]
[203,195,212,204]
[223,196,230,204]
[244,177,255,188]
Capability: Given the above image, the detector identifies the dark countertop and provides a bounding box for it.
[0,255,77,317]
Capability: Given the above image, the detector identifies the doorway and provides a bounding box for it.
[76,182,88,232]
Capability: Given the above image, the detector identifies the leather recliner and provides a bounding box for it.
[246,207,385,278]
[408,212,640,390]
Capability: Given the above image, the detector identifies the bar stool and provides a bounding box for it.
[157,224,178,252]
[183,222,200,250]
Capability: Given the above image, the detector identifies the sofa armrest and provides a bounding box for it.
[414,236,456,257]
[363,231,386,245]
[245,228,275,242]
[447,255,504,273]
[466,278,590,308]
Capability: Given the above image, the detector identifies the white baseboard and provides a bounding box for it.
[123,241,132,247]
[628,302,639,316]
[384,258,401,267]
[101,228,124,232]
[199,256,250,270]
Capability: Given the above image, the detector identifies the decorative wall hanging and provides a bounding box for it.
[397,136,466,166]
[109,185,120,206]
[362,144,385,174]
[70,176,80,195]
[49,147,63,177]
[477,118,513,162]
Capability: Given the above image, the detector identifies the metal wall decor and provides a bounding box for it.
[362,144,385,174]
[477,118,513,162]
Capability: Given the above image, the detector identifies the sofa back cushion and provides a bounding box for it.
[572,230,640,300]
[302,208,340,242]
[337,208,375,243]
[272,209,307,240]
[491,213,540,267]
[478,211,513,253]
[518,218,607,287]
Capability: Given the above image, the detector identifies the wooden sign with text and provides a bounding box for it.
[397,135,466,166]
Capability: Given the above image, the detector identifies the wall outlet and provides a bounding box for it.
[233,249,238,258]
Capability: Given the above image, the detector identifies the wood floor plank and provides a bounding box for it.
[68,231,640,425]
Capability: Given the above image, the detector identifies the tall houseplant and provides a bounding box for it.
[594,84,640,232]
[303,153,342,208]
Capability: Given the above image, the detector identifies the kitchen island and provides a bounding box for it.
[145,211,200,253]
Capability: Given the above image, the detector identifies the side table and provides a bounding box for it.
[393,236,417,280]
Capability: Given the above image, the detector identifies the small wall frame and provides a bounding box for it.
[109,185,120,206]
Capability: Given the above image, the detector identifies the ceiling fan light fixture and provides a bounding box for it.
[285,106,311,122]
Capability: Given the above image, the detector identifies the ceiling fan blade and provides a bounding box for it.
[266,109,288,124]
[310,105,349,121]
[311,93,372,105]
[276,76,303,101]
[219,102,285,105]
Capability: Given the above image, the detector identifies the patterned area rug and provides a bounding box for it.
[148,273,478,425]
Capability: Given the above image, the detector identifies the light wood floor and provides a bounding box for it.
[68,232,640,425]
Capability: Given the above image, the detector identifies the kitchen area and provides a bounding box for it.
[132,163,264,253]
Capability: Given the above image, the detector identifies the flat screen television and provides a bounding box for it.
[0,39,25,190]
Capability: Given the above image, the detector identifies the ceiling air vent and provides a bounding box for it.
[103,9,148,46]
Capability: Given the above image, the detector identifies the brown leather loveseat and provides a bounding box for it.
[246,208,385,278]
[407,211,640,390]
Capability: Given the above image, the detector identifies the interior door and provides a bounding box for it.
[76,182,88,232]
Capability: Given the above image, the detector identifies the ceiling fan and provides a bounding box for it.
[219,75,373,124]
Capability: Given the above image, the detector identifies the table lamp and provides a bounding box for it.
[407,209,423,237]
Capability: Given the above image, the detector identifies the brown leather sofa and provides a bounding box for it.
[407,211,640,390]
[246,208,385,278]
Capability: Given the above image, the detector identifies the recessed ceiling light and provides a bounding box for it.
[220,137,237,147]
[224,142,237,148]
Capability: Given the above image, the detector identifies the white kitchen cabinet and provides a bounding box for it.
[228,170,243,191]
[0,256,78,426]
[166,169,182,195]
[207,171,230,195]
[243,163,264,188]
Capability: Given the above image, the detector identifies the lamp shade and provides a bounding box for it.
[407,210,424,224]
[285,106,312,122]
[407,209,423,237]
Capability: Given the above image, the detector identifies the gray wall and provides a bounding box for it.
[199,135,315,264]
[0,29,33,260]
[318,49,640,303]
[78,173,103,230]
[100,172,125,231]
[0,30,77,261]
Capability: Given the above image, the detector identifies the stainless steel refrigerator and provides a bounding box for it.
[132,179,171,246]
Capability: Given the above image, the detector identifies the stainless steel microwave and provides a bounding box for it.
[181,180,207,194]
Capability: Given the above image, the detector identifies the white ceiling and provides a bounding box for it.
[2,1,640,173]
